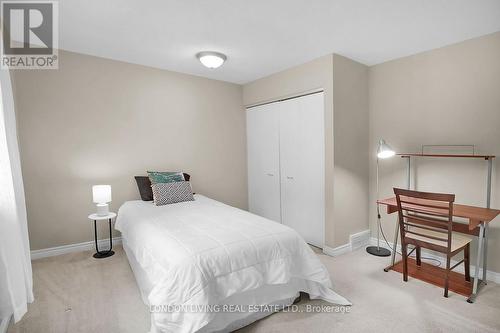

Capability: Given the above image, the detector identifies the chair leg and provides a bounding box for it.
[444,256,451,298]
[464,243,471,282]
[416,246,421,266]
[402,243,408,282]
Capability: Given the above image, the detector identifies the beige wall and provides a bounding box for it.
[369,32,500,271]
[332,55,369,246]
[11,50,247,250]
[13,30,498,262]
[243,54,370,248]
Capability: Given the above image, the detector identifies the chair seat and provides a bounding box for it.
[406,227,472,252]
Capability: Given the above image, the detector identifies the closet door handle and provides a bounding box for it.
[286,176,294,180]
[266,173,274,177]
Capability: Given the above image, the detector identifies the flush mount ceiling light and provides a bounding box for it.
[196,51,227,69]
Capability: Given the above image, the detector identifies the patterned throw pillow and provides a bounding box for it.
[151,181,195,206]
[147,171,185,184]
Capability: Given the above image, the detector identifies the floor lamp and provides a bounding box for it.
[366,139,395,257]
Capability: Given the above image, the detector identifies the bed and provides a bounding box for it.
[115,194,350,333]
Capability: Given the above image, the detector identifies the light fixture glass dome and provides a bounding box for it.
[377,139,395,159]
[196,51,227,69]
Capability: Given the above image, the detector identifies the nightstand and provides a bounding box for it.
[88,212,116,258]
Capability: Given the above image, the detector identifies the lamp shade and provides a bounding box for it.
[92,185,111,204]
[377,139,395,159]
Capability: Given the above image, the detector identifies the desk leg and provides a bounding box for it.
[468,223,486,303]
[482,223,489,285]
[384,218,400,272]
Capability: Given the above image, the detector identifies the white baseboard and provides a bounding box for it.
[323,243,351,257]
[323,229,370,257]
[370,237,500,284]
[0,316,10,333]
[30,237,122,260]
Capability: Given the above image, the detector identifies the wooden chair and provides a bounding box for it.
[393,188,472,297]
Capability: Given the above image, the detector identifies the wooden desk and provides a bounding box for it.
[378,196,500,302]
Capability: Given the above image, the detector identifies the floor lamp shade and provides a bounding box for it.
[92,185,111,216]
[377,139,395,159]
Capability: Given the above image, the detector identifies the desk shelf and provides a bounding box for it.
[391,258,472,297]
[397,153,495,159]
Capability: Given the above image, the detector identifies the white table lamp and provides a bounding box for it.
[92,185,112,216]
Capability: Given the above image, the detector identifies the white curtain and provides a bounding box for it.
[0,68,33,324]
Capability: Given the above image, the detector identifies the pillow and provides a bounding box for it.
[148,171,184,184]
[134,176,154,201]
[151,181,194,206]
[135,173,190,201]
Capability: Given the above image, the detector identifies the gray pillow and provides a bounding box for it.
[151,181,194,206]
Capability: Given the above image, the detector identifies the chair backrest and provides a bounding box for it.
[393,188,455,253]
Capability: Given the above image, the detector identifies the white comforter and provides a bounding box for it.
[115,195,350,333]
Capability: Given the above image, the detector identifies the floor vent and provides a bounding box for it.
[350,230,371,251]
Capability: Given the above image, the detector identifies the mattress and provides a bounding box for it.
[115,195,350,333]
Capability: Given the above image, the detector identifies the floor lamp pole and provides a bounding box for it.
[366,157,391,257]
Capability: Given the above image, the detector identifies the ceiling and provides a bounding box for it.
[60,0,500,84]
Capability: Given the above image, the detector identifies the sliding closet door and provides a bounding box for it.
[279,92,325,247]
[246,103,281,222]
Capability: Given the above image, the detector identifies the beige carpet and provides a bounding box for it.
[8,246,500,333]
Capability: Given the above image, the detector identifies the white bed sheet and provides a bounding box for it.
[115,195,350,333]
